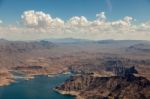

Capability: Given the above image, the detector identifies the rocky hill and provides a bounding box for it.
[0,39,54,53]
[127,43,150,53]
[55,75,150,99]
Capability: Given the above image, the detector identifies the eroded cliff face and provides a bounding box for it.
[56,75,150,99]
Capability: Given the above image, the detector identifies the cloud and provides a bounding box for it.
[67,16,89,27]
[140,22,150,29]
[0,20,2,24]
[52,18,64,27]
[21,10,64,28]
[111,16,133,27]
[0,10,150,40]
[96,12,106,20]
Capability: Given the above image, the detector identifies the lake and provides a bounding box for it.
[0,74,75,99]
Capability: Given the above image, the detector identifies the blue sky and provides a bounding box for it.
[0,0,150,40]
[0,0,150,23]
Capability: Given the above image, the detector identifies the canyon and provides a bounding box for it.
[0,39,150,99]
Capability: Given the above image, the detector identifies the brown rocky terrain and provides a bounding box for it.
[0,39,150,87]
[0,68,14,86]
[55,74,150,99]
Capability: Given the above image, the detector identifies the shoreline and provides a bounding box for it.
[0,78,15,87]
[0,71,72,87]
[54,88,84,99]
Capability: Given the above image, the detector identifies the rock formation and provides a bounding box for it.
[56,75,150,99]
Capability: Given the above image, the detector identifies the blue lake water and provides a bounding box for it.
[0,74,75,99]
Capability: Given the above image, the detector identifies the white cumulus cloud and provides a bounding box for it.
[67,16,89,26]
[21,10,64,28]
[111,16,133,27]
[0,10,150,41]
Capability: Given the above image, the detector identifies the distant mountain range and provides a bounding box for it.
[0,39,54,53]
[0,38,150,68]
[44,38,94,44]
[127,43,150,53]
[45,38,149,45]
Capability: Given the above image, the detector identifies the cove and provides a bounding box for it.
[0,74,75,99]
